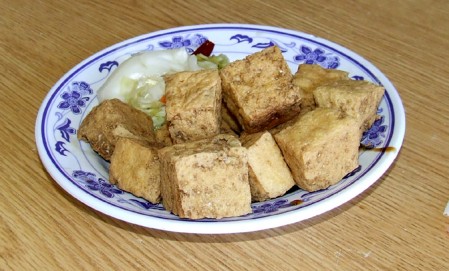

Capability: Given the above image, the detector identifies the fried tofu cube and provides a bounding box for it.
[109,138,161,204]
[158,134,251,219]
[292,64,349,113]
[274,108,360,192]
[164,69,222,144]
[240,131,295,202]
[77,99,155,160]
[313,79,385,133]
[220,46,301,133]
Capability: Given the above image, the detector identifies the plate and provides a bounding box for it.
[35,24,405,234]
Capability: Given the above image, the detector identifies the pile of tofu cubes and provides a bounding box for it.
[78,46,384,219]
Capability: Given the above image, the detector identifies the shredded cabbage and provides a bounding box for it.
[196,53,230,69]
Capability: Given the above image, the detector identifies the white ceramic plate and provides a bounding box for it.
[35,24,405,234]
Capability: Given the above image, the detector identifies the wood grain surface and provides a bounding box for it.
[1,0,449,270]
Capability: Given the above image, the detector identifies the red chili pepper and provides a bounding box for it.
[192,40,215,57]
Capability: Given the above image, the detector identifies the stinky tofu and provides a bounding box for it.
[164,69,222,144]
[292,64,349,113]
[77,99,155,160]
[109,138,161,204]
[313,79,385,133]
[158,134,251,219]
[274,108,360,192]
[220,46,301,133]
[240,131,295,202]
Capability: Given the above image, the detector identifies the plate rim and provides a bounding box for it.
[35,23,406,234]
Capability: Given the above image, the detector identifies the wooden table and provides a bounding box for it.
[2,0,448,270]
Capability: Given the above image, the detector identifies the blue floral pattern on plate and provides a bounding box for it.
[362,113,388,147]
[36,24,404,233]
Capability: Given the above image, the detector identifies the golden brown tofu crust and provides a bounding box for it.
[240,131,295,202]
[221,101,242,134]
[164,69,222,144]
[77,99,155,160]
[154,124,173,147]
[313,79,385,133]
[219,117,238,137]
[292,64,350,113]
[158,134,251,219]
[109,138,161,204]
[274,108,361,192]
[220,46,301,133]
